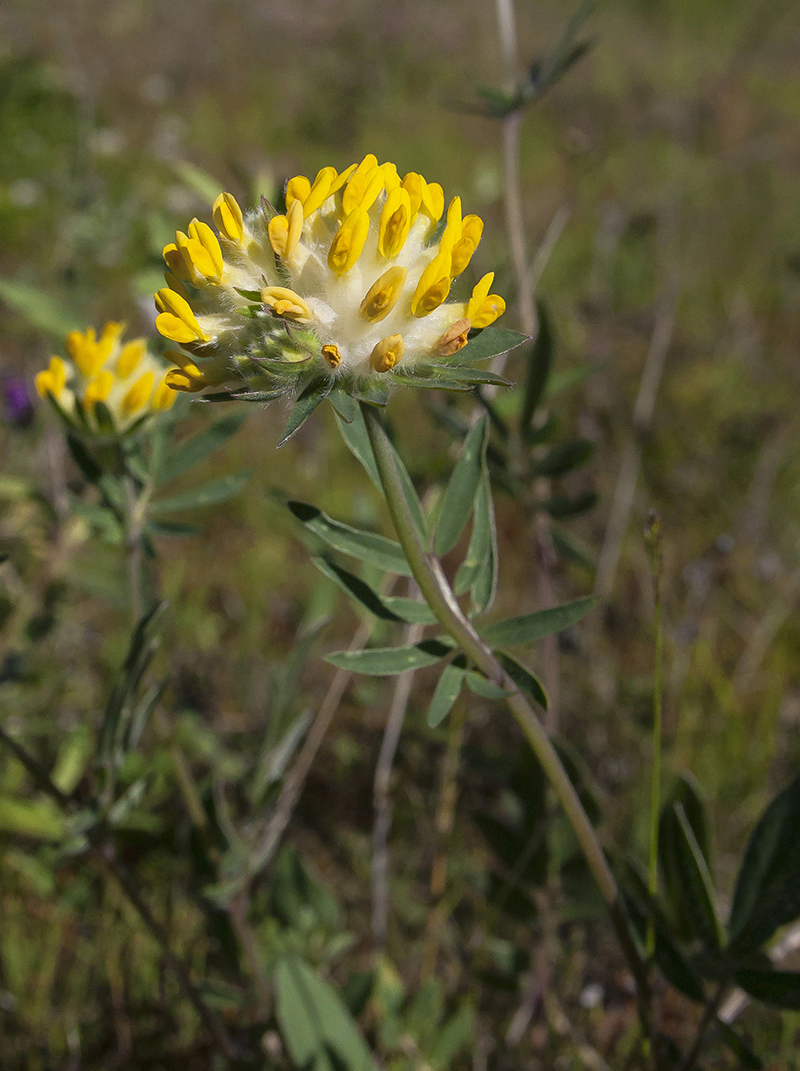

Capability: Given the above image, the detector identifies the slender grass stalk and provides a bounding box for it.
[361,402,662,1066]
[645,511,664,960]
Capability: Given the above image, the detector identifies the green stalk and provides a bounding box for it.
[362,402,661,1065]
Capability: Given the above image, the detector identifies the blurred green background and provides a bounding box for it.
[2,0,800,1066]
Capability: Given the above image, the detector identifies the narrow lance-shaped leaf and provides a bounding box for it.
[274,955,376,1071]
[150,470,251,515]
[288,501,412,575]
[335,407,381,491]
[481,595,596,647]
[447,326,528,366]
[428,664,465,727]
[311,557,402,622]
[735,969,800,1010]
[0,278,83,337]
[157,411,248,485]
[729,771,800,953]
[312,558,435,626]
[277,376,331,447]
[434,416,488,556]
[325,638,454,676]
[388,435,429,545]
[533,439,594,477]
[455,466,497,613]
[664,803,724,951]
[496,651,549,710]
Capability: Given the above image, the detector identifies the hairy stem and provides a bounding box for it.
[362,402,661,1065]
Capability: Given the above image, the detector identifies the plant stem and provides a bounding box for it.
[678,979,728,1071]
[100,844,238,1060]
[362,402,661,1066]
[645,512,664,960]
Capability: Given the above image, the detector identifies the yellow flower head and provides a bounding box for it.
[154,156,507,417]
[36,323,180,437]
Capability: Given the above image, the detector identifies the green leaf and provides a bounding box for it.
[288,501,412,576]
[533,439,594,476]
[278,377,331,446]
[274,954,375,1071]
[0,797,66,841]
[328,387,359,424]
[735,968,800,1010]
[335,407,381,491]
[521,299,554,430]
[388,437,429,545]
[729,772,800,953]
[157,411,247,484]
[449,326,528,366]
[661,803,724,951]
[312,558,401,622]
[388,370,472,392]
[481,596,596,647]
[550,527,594,571]
[429,1004,475,1066]
[496,652,549,709]
[150,470,250,514]
[172,159,225,203]
[620,865,706,1003]
[432,366,512,387]
[98,602,167,765]
[659,775,715,942]
[428,664,465,727]
[381,597,437,625]
[540,491,598,519]
[455,468,497,614]
[464,671,510,699]
[0,279,82,338]
[434,416,488,556]
[325,639,454,676]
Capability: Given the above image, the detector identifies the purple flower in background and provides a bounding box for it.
[1,375,35,428]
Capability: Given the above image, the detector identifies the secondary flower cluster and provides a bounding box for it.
[155,155,505,401]
[36,323,176,436]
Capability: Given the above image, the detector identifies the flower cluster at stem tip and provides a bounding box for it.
[36,323,176,437]
[155,155,506,399]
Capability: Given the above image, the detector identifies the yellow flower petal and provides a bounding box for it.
[303,166,337,217]
[285,175,311,209]
[421,181,444,222]
[35,356,68,398]
[466,272,495,321]
[342,165,384,216]
[438,196,463,258]
[212,192,244,243]
[327,207,370,275]
[370,334,405,373]
[188,219,224,279]
[268,199,303,259]
[360,265,407,323]
[261,286,313,323]
[122,371,155,415]
[401,172,424,217]
[378,188,411,259]
[116,339,146,378]
[411,250,452,317]
[151,373,178,409]
[154,288,208,344]
[471,293,506,329]
[84,370,114,408]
